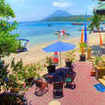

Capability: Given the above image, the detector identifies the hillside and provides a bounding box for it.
[42,10,91,21]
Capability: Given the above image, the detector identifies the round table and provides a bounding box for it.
[48,100,61,105]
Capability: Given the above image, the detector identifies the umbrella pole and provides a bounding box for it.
[59,52,61,66]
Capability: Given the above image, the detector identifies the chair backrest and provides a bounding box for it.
[53,82,63,89]
[35,80,42,88]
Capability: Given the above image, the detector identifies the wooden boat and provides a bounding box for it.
[72,23,84,25]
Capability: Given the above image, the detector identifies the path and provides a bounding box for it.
[25,62,105,105]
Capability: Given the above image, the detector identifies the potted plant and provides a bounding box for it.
[0,92,27,105]
[46,57,55,73]
[65,50,76,69]
[92,56,103,78]
[80,42,87,61]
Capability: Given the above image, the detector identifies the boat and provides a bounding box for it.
[72,23,84,25]
[17,39,29,52]
[48,24,52,27]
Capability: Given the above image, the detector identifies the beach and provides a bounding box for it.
[4,32,105,66]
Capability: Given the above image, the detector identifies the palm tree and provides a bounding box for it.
[89,11,102,32]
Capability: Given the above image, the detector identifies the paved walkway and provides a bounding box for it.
[25,62,105,105]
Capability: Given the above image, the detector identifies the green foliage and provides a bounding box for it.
[43,16,91,22]
[80,42,88,48]
[0,32,20,56]
[94,56,102,65]
[11,58,23,73]
[65,50,76,62]
[11,58,40,81]
[0,20,18,32]
[0,92,26,105]
[88,11,102,32]
[0,0,20,57]
[45,56,53,66]
[0,58,42,91]
[0,0,15,18]
[24,64,40,79]
[0,59,9,90]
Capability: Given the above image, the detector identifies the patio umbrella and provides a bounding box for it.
[84,24,87,43]
[99,31,103,46]
[81,29,84,43]
[43,41,75,65]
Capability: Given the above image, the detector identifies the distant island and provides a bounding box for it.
[42,10,92,22]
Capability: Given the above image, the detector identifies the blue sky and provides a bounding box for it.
[6,0,98,21]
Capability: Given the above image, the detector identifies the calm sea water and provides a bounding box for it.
[14,21,89,47]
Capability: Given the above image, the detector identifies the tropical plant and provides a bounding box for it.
[0,0,20,57]
[0,59,9,91]
[0,0,15,18]
[65,50,76,62]
[0,92,27,105]
[24,64,40,79]
[45,56,53,66]
[94,56,103,65]
[80,42,88,55]
[88,11,102,32]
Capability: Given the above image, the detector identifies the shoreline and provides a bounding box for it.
[3,32,105,65]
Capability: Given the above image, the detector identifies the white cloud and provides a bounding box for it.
[53,1,71,8]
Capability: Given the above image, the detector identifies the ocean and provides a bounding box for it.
[14,21,89,47]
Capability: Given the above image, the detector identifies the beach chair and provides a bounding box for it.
[25,77,34,86]
[53,82,64,98]
[47,65,56,74]
[65,73,76,89]
[34,79,48,96]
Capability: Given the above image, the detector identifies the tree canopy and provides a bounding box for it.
[0,0,20,57]
[89,11,102,32]
[0,0,15,18]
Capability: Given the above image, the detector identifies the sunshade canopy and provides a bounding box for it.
[84,24,87,43]
[43,41,75,52]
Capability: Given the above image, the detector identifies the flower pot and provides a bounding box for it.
[47,65,56,73]
[65,61,72,68]
[90,71,96,76]
[25,77,34,86]
[10,88,20,93]
[80,54,86,61]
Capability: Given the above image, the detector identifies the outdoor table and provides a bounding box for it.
[56,67,69,74]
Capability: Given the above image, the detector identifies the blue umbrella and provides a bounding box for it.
[43,41,75,52]
[84,23,87,43]
[43,41,75,65]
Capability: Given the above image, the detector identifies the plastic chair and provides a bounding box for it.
[53,82,64,98]
[34,79,48,96]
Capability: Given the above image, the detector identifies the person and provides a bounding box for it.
[52,52,59,66]
[60,29,66,38]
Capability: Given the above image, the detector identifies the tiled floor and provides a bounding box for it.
[25,62,105,105]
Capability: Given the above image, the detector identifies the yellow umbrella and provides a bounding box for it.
[99,32,103,46]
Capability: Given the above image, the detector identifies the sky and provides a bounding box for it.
[6,0,98,22]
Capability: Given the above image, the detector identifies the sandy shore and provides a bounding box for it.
[3,32,105,65]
